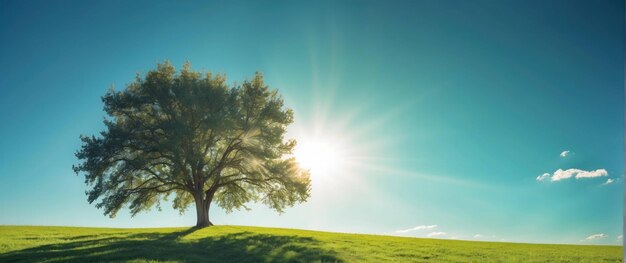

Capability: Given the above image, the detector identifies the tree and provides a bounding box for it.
[73,62,311,228]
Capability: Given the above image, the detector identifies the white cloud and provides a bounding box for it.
[395,225,437,233]
[585,233,607,241]
[427,232,446,237]
[536,173,550,181]
[572,169,609,179]
[601,178,614,185]
[617,235,623,241]
[553,168,607,181]
[560,150,570,157]
[537,168,608,182]
[473,234,484,238]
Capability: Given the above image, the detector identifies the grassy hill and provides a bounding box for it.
[0,225,621,262]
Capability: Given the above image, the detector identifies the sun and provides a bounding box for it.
[294,137,346,177]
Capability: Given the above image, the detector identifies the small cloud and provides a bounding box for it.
[601,178,614,185]
[395,225,437,233]
[537,168,608,182]
[571,169,608,179]
[473,234,484,239]
[617,235,623,241]
[560,150,570,157]
[584,233,607,241]
[536,173,550,181]
[427,232,446,237]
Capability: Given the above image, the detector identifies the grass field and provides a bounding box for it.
[0,225,621,262]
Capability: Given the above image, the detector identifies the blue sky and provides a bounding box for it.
[0,0,623,245]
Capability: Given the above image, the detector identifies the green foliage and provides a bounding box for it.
[73,61,310,221]
[0,226,621,262]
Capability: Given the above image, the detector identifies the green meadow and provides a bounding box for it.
[0,225,621,262]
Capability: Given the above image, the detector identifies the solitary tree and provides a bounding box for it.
[74,62,310,227]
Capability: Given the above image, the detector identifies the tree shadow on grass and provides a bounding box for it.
[0,228,342,262]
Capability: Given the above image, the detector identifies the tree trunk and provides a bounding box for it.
[194,193,213,228]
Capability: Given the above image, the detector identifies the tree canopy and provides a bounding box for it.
[73,62,310,227]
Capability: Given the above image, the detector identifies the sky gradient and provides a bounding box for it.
[0,0,623,245]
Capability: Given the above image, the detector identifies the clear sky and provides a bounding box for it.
[0,0,623,245]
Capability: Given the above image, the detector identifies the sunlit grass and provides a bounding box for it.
[0,225,621,262]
